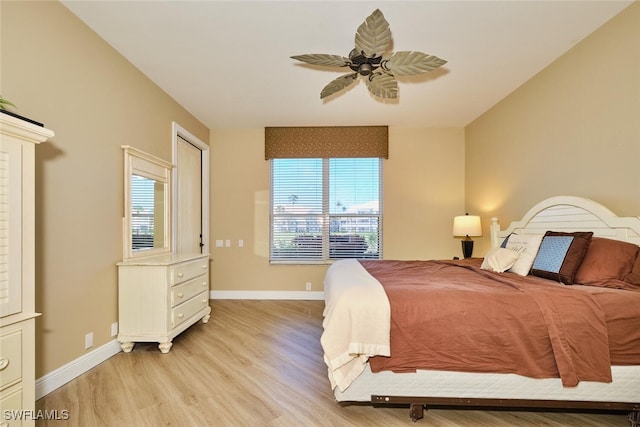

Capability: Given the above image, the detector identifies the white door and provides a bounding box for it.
[176,135,203,253]
[172,123,209,255]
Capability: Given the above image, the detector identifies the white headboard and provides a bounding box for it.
[490,196,640,248]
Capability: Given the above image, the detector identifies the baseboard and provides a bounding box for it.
[210,290,324,300]
[35,339,121,399]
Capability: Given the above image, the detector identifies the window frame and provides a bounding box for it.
[269,157,383,264]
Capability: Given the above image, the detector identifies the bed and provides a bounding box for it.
[321,196,640,424]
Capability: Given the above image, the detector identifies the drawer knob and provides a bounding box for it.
[202,281,207,287]
[177,292,184,298]
[202,265,207,269]
[177,272,184,278]
[177,313,184,319]
[0,358,9,371]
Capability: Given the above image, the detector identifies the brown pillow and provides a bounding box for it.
[574,237,639,285]
[624,251,640,287]
[531,231,593,284]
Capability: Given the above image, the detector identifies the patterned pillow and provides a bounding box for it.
[531,231,593,284]
[504,234,544,276]
[499,233,513,248]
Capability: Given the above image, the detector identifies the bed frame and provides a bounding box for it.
[490,195,640,247]
[333,196,640,425]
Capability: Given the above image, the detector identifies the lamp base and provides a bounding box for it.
[461,238,474,259]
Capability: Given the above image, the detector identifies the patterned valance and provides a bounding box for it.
[265,126,388,159]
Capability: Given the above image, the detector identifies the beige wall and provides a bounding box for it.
[1,0,464,379]
[465,2,640,255]
[209,127,465,292]
[384,127,466,260]
[1,1,208,376]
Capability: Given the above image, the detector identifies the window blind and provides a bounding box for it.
[270,158,382,262]
[131,175,155,250]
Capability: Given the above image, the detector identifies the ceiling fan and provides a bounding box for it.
[291,9,447,100]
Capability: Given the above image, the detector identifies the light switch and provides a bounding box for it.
[225,240,231,247]
[215,240,223,247]
[238,239,244,247]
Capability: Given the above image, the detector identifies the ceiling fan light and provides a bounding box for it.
[358,63,373,76]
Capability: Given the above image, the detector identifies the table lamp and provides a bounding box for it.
[453,214,482,258]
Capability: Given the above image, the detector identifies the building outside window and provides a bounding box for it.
[270,157,382,263]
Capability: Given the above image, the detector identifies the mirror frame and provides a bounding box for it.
[122,145,174,260]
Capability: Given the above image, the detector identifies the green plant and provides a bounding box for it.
[0,96,16,111]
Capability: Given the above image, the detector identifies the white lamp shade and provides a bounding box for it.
[453,215,482,237]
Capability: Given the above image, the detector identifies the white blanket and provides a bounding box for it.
[321,259,391,392]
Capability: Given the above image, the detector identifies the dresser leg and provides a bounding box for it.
[158,341,173,353]
[201,306,212,324]
[120,342,135,353]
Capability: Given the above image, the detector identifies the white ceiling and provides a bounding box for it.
[61,1,633,130]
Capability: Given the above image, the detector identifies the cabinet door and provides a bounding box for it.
[0,138,22,317]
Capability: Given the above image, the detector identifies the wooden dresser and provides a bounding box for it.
[117,253,211,353]
[0,113,54,426]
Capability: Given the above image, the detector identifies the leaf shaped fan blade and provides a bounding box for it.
[0,97,16,109]
[384,51,447,76]
[354,9,392,58]
[290,54,349,68]
[321,73,358,99]
[365,73,398,99]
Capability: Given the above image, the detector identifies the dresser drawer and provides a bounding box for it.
[171,291,209,328]
[0,329,22,391]
[171,274,209,307]
[0,387,23,427]
[169,258,208,285]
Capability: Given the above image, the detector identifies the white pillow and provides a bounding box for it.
[481,247,520,273]
[505,234,544,276]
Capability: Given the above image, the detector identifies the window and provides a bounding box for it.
[270,158,382,263]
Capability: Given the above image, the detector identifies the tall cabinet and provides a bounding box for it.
[0,113,53,426]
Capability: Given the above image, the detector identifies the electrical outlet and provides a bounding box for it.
[85,332,93,350]
[111,322,118,337]
[305,282,312,291]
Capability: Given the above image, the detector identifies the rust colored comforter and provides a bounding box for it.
[361,259,640,387]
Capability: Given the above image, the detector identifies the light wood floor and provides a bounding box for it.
[37,300,630,426]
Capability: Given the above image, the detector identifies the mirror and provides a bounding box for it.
[122,146,174,259]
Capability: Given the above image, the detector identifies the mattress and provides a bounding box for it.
[334,363,640,403]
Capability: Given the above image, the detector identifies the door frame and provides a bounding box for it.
[171,122,210,255]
